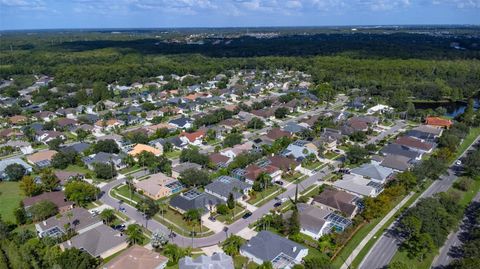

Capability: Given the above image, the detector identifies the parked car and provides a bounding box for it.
[208,216,216,222]
[242,212,252,219]
[274,202,282,207]
[275,180,284,186]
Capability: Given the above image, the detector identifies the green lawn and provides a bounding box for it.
[165,150,181,159]
[452,127,480,161]
[64,164,91,174]
[112,184,145,204]
[215,203,247,224]
[282,171,303,182]
[248,185,283,206]
[154,207,212,238]
[233,256,257,269]
[302,161,323,170]
[119,165,142,175]
[0,182,24,222]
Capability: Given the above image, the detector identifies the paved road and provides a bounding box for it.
[100,162,338,248]
[367,121,406,145]
[359,135,480,269]
[431,191,480,268]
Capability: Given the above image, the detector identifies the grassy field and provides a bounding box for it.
[0,182,24,222]
[248,185,283,206]
[154,207,212,238]
[452,127,480,161]
[64,164,91,174]
[165,150,181,159]
[112,184,145,204]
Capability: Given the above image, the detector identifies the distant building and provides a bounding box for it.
[102,245,168,269]
[179,253,234,269]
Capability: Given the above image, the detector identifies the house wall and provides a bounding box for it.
[239,250,264,265]
[99,241,129,259]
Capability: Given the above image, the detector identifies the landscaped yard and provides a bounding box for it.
[215,203,247,224]
[282,171,303,182]
[154,207,213,238]
[112,184,145,204]
[0,182,24,222]
[64,164,91,175]
[165,150,181,159]
[301,161,323,170]
[248,185,283,206]
[119,165,142,175]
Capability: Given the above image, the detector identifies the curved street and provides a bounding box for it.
[99,163,335,248]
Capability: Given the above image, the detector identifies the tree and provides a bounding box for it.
[221,235,243,257]
[216,204,230,215]
[135,198,159,219]
[403,233,435,261]
[257,261,274,269]
[126,224,144,245]
[4,164,26,181]
[396,171,418,191]
[94,162,117,179]
[164,244,191,265]
[151,230,169,250]
[75,129,90,142]
[51,150,78,169]
[180,147,209,166]
[464,150,480,177]
[227,192,235,210]
[346,145,369,164]
[247,117,265,129]
[57,248,99,269]
[288,206,300,235]
[183,209,202,224]
[19,175,40,197]
[92,139,119,154]
[388,261,409,269]
[303,255,333,269]
[100,209,115,225]
[178,168,211,187]
[274,107,289,119]
[40,169,60,192]
[64,180,99,206]
[47,137,63,151]
[223,133,243,147]
[28,200,58,221]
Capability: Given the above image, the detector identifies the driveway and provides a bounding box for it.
[367,120,406,145]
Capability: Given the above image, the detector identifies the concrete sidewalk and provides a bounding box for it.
[341,191,415,269]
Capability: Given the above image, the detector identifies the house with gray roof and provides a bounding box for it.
[282,122,307,134]
[168,117,193,129]
[61,142,91,154]
[281,140,317,162]
[333,174,383,198]
[283,203,332,240]
[240,230,308,267]
[350,162,394,184]
[61,224,128,258]
[380,155,413,172]
[171,162,202,179]
[0,158,32,180]
[179,253,234,269]
[380,144,422,160]
[204,176,251,202]
[36,207,102,238]
[169,189,224,215]
[82,152,126,170]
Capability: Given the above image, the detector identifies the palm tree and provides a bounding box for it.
[125,224,143,245]
[100,209,115,226]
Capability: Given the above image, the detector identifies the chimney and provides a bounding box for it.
[43,220,47,225]
[293,246,297,252]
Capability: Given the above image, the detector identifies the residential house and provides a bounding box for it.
[243,163,282,185]
[179,130,205,146]
[61,142,90,154]
[167,136,188,150]
[94,119,124,131]
[61,224,128,258]
[0,158,32,180]
[36,130,66,144]
[333,174,383,198]
[394,136,434,153]
[425,116,453,129]
[54,171,84,186]
[3,140,34,154]
[179,253,233,269]
[380,144,422,160]
[282,140,318,162]
[169,189,224,215]
[208,152,231,168]
[8,115,28,125]
[240,231,308,267]
[0,128,23,140]
[82,152,126,170]
[380,155,413,172]
[350,162,394,184]
[57,118,77,129]
[168,117,193,129]
[282,122,307,135]
[129,143,162,157]
[205,176,251,202]
[267,155,300,172]
[367,104,393,115]
[26,150,58,168]
[265,128,292,141]
[312,188,360,219]
[36,208,102,238]
[23,191,74,214]
[171,162,202,179]
[103,245,169,269]
[34,111,56,122]
[134,173,183,200]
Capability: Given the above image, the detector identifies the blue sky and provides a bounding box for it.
[0,0,479,30]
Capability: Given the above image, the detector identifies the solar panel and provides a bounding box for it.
[183,189,202,200]
[218,176,232,184]
[36,160,51,168]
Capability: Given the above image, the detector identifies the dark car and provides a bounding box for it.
[242,212,252,219]
[274,202,282,207]
[208,216,216,222]
[275,180,284,186]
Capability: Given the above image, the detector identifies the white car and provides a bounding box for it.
[456,160,462,166]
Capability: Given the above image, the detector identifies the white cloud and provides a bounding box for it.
[433,0,480,8]
[0,0,46,10]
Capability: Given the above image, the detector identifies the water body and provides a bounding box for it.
[414,97,480,118]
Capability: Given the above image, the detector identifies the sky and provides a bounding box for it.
[0,0,479,30]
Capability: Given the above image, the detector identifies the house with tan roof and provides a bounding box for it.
[26,150,57,168]
[128,143,162,157]
[8,115,28,125]
[134,173,183,200]
[103,245,169,269]
[94,119,124,131]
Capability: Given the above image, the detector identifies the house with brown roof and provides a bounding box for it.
[266,128,292,141]
[267,155,300,172]
[102,245,169,269]
[134,173,182,200]
[312,188,359,219]
[244,163,282,184]
[394,136,434,153]
[425,116,453,129]
[179,129,206,146]
[23,191,74,214]
[0,128,23,140]
[8,115,28,125]
[94,119,124,131]
[209,152,231,168]
[34,111,56,122]
[57,118,77,128]
[26,150,57,167]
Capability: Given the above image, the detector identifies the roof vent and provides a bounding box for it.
[293,246,297,252]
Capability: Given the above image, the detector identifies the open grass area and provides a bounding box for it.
[302,161,323,170]
[154,207,213,238]
[165,150,181,159]
[233,256,257,269]
[282,171,303,182]
[452,127,480,161]
[119,165,142,175]
[64,164,91,174]
[248,185,283,206]
[0,182,24,222]
[113,184,145,204]
[215,203,247,224]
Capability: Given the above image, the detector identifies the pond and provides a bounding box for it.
[414,97,480,118]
